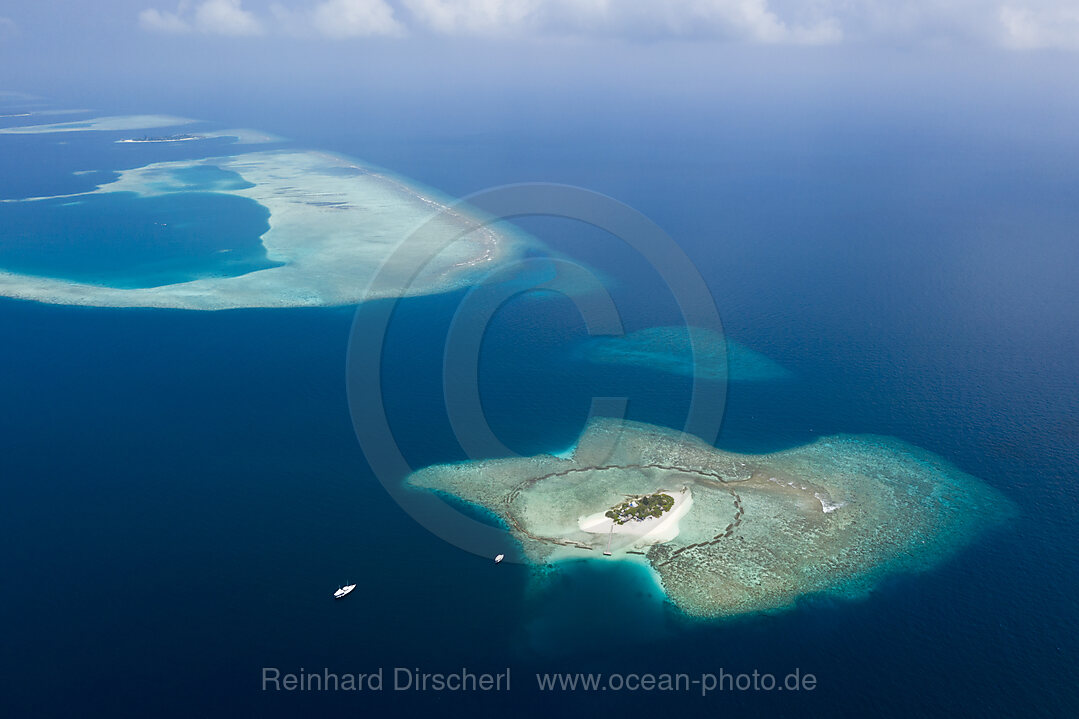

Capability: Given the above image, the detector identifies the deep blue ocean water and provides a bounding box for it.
[0,101,1077,717]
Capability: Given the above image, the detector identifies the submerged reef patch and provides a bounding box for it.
[0,114,195,134]
[576,326,793,382]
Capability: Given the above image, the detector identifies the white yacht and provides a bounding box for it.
[494,554,505,564]
[333,583,357,600]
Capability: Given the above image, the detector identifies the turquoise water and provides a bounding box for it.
[136,164,255,193]
[0,189,278,288]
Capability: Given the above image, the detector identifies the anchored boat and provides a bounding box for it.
[333,583,357,600]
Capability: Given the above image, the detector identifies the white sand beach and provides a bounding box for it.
[578,488,694,548]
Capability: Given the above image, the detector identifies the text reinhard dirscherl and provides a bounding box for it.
[262,667,510,693]
[261,667,818,696]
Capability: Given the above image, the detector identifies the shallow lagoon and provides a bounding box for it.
[0,190,276,288]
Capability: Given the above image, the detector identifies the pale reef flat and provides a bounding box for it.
[0,132,533,309]
[409,418,1016,618]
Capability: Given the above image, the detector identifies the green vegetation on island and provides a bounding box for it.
[605,492,675,524]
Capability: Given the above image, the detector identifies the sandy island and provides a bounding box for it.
[578,488,694,547]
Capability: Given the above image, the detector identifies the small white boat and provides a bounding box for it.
[494,554,505,564]
[333,583,357,600]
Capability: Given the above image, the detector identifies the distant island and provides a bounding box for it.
[408,418,1016,618]
[117,133,202,144]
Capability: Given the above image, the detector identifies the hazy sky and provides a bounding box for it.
[2,1,1076,81]
[1,1,1078,152]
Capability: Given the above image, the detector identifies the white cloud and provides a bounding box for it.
[132,0,1079,49]
[399,0,534,35]
[399,0,841,44]
[775,0,1079,50]
[139,6,192,33]
[195,0,264,35]
[311,0,404,37]
[999,4,1079,49]
[139,0,263,36]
